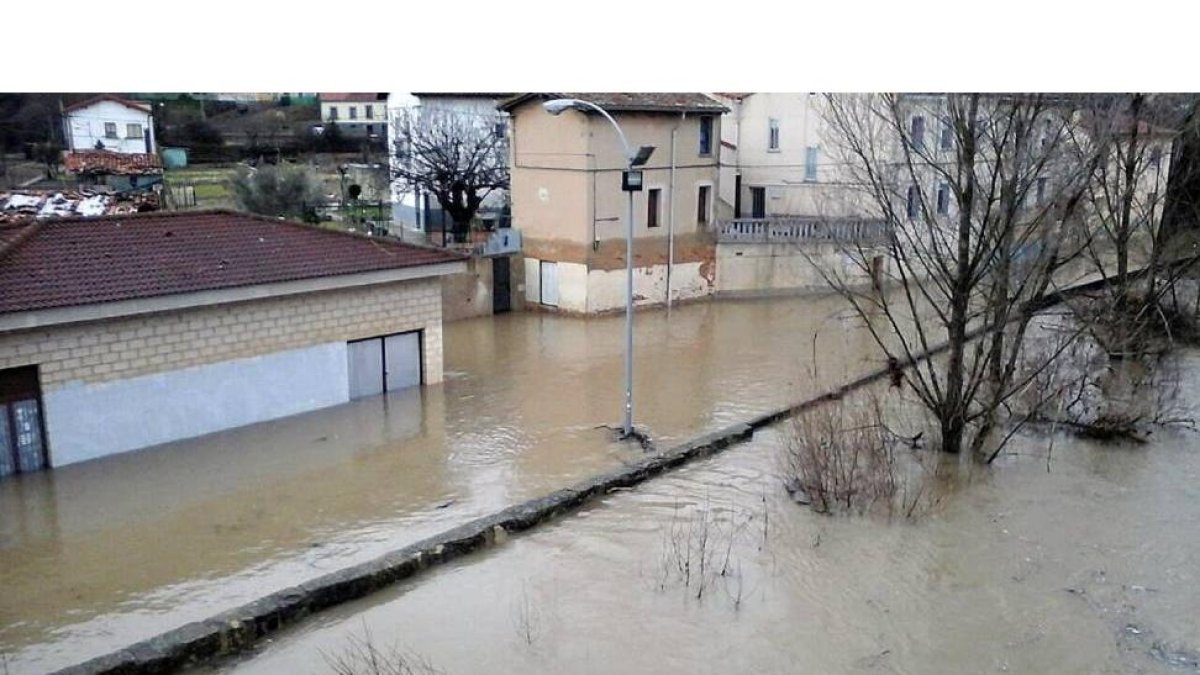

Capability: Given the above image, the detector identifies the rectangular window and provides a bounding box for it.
[1036,177,1048,206]
[349,106,358,120]
[768,118,780,151]
[366,124,374,135]
[906,185,919,219]
[104,122,118,139]
[911,115,925,149]
[494,121,506,139]
[126,123,142,139]
[940,119,953,150]
[365,105,374,119]
[936,183,949,215]
[697,185,710,225]
[647,188,661,227]
[699,116,713,156]
[329,106,338,121]
[804,146,818,181]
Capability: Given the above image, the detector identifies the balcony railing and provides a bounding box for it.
[716,217,891,245]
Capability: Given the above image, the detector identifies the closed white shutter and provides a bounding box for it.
[540,261,559,307]
[384,332,422,391]
[347,339,384,400]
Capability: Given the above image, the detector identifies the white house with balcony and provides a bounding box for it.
[63,95,156,154]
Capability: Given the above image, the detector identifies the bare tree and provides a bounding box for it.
[1066,93,1199,357]
[390,106,509,243]
[819,93,1106,460]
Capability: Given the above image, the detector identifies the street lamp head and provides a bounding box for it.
[630,145,655,167]
[542,98,581,116]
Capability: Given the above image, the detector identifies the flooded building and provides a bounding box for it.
[502,93,728,313]
[0,210,465,476]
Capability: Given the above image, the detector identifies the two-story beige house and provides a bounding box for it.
[501,93,727,313]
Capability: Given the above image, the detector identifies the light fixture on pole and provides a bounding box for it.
[544,97,654,439]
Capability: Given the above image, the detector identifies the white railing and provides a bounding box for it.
[717,217,891,245]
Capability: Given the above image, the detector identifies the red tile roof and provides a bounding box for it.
[64,151,163,176]
[0,210,465,315]
[319,93,386,103]
[63,94,152,114]
[499,93,728,114]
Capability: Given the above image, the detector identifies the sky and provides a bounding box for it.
[4,1,1198,94]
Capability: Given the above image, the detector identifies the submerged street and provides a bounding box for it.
[0,295,878,673]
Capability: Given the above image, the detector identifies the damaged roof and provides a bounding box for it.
[0,210,466,316]
[499,93,728,114]
[64,151,163,176]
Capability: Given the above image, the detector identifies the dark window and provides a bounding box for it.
[936,183,949,215]
[494,121,506,139]
[750,186,766,218]
[329,106,338,121]
[768,118,780,151]
[940,119,954,150]
[911,115,925,149]
[366,125,374,135]
[697,185,710,225]
[648,188,661,227]
[906,185,919,219]
[365,105,374,119]
[104,122,118,139]
[699,116,713,156]
[1036,177,1048,206]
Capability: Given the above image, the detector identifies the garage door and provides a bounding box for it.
[347,331,422,400]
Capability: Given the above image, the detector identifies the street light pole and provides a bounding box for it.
[544,98,653,439]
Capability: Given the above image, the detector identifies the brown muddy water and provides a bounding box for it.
[206,354,1200,675]
[0,295,880,673]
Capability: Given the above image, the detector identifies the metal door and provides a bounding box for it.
[347,339,384,400]
[492,256,512,314]
[0,366,47,477]
[384,332,422,391]
[540,261,559,307]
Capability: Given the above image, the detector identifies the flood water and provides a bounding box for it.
[0,295,881,673]
[209,353,1200,675]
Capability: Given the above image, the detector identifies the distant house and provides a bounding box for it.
[500,93,727,313]
[0,210,465,476]
[319,93,389,142]
[63,95,157,154]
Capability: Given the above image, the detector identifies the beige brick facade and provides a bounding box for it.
[0,278,444,390]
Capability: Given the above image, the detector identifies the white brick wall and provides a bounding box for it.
[0,278,445,390]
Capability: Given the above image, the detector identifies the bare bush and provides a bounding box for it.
[656,497,752,607]
[512,581,541,647]
[781,394,944,518]
[321,626,442,675]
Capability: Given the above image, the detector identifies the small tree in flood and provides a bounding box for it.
[390,106,509,243]
[820,93,1105,461]
[230,164,322,222]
